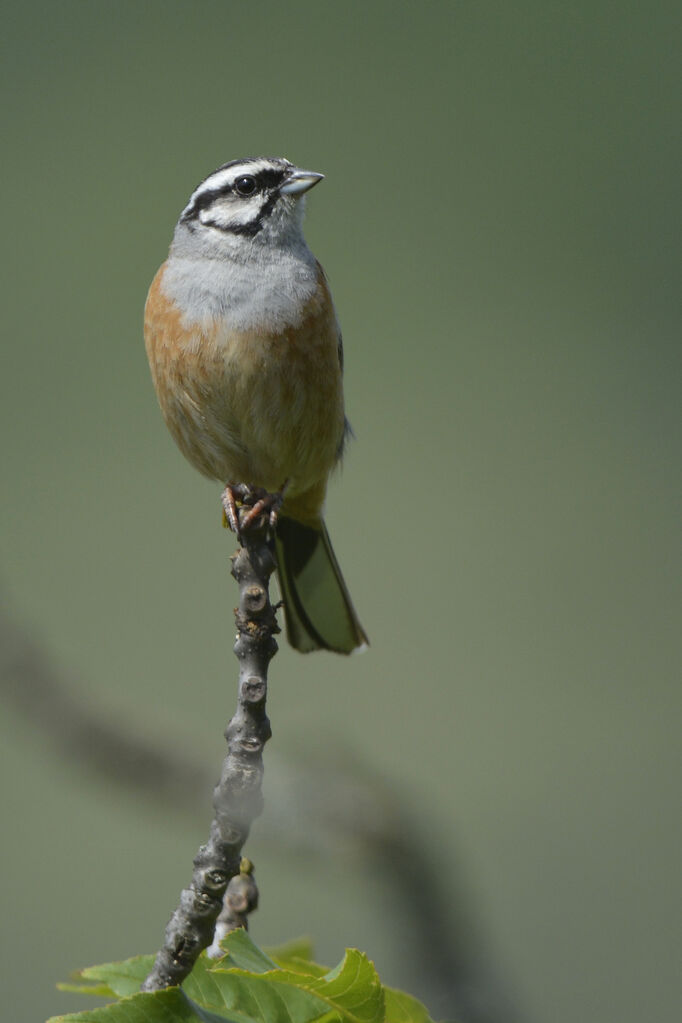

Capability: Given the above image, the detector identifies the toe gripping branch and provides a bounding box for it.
[221,482,289,537]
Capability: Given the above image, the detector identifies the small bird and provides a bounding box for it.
[144,156,367,654]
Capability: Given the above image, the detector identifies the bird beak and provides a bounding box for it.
[280,168,324,195]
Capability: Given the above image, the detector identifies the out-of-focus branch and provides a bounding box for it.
[141,521,276,991]
[1,591,518,1021]
[0,599,209,805]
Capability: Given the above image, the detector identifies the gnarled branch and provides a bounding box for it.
[141,520,277,991]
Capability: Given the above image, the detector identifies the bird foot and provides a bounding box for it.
[221,482,289,538]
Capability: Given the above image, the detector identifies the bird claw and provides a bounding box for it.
[221,486,242,536]
[221,482,288,539]
[240,490,283,532]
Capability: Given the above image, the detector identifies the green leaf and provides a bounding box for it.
[172,933,383,1023]
[211,928,278,973]
[287,949,384,1022]
[179,989,267,1023]
[384,985,437,1023]
[57,955,155,999]
[184,976,330,1023]
[184,957,329,1023]
[58,984,118,999]
[206,948,384,1023]
[264,938,328,980]
[48,986,199,1022]
[268,958,329,980]
[50,931,444,1023]
[264,938,316,967]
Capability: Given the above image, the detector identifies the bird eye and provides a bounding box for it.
[234,175,257,197]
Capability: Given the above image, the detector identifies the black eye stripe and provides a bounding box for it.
[250,167,287,191]
[181,166,288,222]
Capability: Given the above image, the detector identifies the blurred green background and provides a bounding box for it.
[1,2,680,1021]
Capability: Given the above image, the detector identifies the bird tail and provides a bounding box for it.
[274,516,368,654]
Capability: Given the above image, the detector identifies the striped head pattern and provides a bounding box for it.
[178,157,324,242]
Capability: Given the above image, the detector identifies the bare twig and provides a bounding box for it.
[141,519,277,991]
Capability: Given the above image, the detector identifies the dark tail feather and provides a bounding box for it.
[274,516,368,654]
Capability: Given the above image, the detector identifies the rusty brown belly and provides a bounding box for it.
[144,263,345,523]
